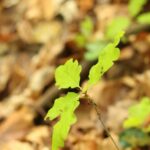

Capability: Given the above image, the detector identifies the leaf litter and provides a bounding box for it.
[0,0,150,150]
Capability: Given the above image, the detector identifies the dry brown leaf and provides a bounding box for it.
[135,71,150,97]
[77,0,94,12]
[1,140,33,150]
[106,100,135,132]
[0,58,11,92]
[0,107,34,143]
[18,20,62,44]
[31,40,64,68]
[100,133,119,150]
[32,21,62,43]
[25,126,50,146]
[25,0,64,20]
[0,94,30,118]
[17,21,34,43]
[59,0,78,22]
[29,66,54,97]
[87,80,127,108]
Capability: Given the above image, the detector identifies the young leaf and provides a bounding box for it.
[86,30,124,88]
[124,97,150,131]
[45,92,80,150]
[88,43,119,86]
[128,0,147,17]
[105,17,130,40]
[113,31,125,46]
[55,59,82,89]
[137,12,150,24]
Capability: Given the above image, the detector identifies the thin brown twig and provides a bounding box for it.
[84,93,121,150]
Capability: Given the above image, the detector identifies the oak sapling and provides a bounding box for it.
[45,31,124,150]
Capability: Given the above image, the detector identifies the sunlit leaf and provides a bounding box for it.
[88,43,120,86]
[45,92,80,150]
[55,59,82,89]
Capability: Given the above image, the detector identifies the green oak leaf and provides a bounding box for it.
[137,12,150,24]
[45,92,80,150]
[88,44,119,86]
[55,59,82,89]
[124,97,150,131]
[128,0,147,17]
[87,31,123,88]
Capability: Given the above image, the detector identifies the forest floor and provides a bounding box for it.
[0,0,150,150]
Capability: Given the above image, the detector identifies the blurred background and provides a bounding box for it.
[0,0,150,150]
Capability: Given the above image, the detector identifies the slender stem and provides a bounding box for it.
[84,94,120,150]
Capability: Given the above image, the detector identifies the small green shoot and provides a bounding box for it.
[45,31,124,150]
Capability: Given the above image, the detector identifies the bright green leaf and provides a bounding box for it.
[113,31,125,46]
[45,92,80,150]
[88,43,120,87]
[106,17,130,40]
[137,12,150,24]
[124,97,150,131]
[86,31,124,88]
[128,0,147,17]
[55,59,82,89]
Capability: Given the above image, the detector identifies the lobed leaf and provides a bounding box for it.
[55,59,82,89]
[45,92,80,150]
[87,32,124,88]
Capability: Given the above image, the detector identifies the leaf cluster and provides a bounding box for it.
[45,32,123,150]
